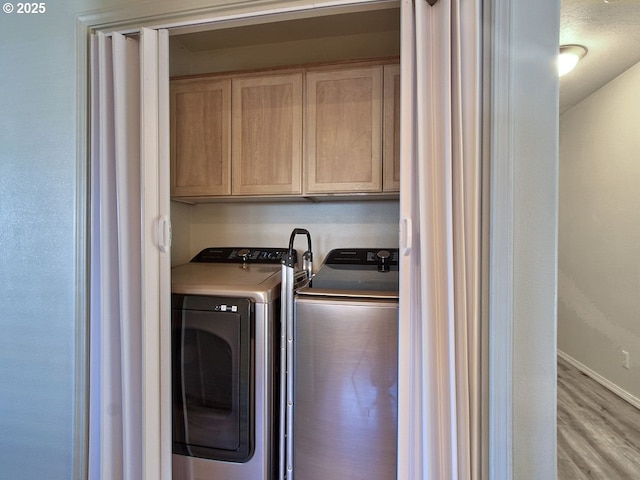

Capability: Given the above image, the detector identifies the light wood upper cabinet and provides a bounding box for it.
[383,64,400,192]
[232,73,303,195]
[170,78,231,196]
[170,60,399,200]
[305,66,383,194]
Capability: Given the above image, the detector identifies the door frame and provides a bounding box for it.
[74,0,557,478]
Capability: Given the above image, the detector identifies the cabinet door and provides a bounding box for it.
[232,73,303,195]
[170,78,231,196]
[383,65,401,192]
[305,66,383,194]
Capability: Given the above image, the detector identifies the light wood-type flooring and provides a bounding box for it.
[557,356,640,479]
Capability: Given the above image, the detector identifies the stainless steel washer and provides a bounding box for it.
[291,248,399,480]
[171,247,291,480]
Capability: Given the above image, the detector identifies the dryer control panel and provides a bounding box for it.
[191,247,295,264]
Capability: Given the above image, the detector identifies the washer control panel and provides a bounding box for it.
[324,248,399,266]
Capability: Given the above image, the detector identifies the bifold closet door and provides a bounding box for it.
[397,1,482,479]
[89,27,171,480]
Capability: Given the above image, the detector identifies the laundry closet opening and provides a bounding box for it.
[165,5,402,480]
[87,1,491,478]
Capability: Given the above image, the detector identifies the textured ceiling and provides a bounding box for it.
[560,0,640,113]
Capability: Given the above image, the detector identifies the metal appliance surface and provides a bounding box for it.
[291,248,399,480]
[171,247,291,480]
[301,247,399,297]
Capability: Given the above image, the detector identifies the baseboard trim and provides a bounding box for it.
[558,350,640,411]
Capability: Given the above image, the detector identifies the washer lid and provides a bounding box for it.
[299,248,399,298]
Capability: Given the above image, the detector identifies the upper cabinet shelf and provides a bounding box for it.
[170,59,400,202]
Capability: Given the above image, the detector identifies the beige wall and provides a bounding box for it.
[559,60,640,402]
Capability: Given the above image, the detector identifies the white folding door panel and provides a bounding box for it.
[89,28,170,480]
[398,1,482,479]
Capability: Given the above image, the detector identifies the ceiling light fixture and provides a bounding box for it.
[558,44,588,77]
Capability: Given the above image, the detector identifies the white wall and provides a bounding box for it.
[0,3,99,477]
[559,60,640,402]
[170,200,194,265]
[509,0,559,476]
[171,200,400,267]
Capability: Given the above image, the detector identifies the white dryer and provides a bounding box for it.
[171,247,292,480]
